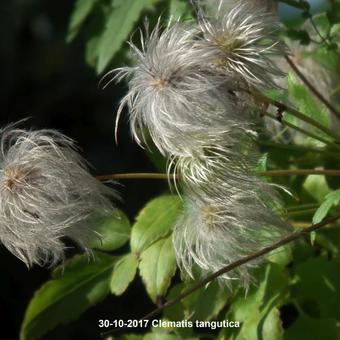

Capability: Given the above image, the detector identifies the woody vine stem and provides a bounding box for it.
[101,213,340,337]
[97,169,340,181]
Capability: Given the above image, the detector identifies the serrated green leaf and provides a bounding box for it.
[139,236,177,303]
[92,210,131,251]
[20,252,116,340]
[96,0,160,73]
[110,253,138,295]
[313,189,340,224]
[67,0,98,42]
[131,195,183,254]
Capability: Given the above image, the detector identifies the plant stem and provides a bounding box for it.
[97,169,340,181]
[258,169,340,177]
[285,55,340,121]
[252,90,340,142]
[263,111,336,147]
[100,213,340,337]
[259,141,340,158]
[97,173,170,181]
[287,208,317,218]
[287,203,320,212]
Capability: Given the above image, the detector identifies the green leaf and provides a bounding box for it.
[284,315,340,340]
[20,252,116,340]
[139,236,177,303]
[267,245,293,268]
[313,189,340,224]
[92,210,131,251]
[144,333,182,340]
[292,257,340,321]
[256,153,268,172]
[131,195,183,254]
[182,281,229,321]
[223,263,289,339]
[67,0,98,42]
[169,0,193,20]
[96,0,161,73]
[110,253,138,295]
[287,73,331,144]
[120,335,144,340]
[262,308,284,340]
[303,175,331,203]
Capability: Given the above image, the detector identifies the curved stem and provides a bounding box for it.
[258,141,340,158]
[100,213,340,337]
[97,169,340,181]
[252,90,340,142]
[97,173,171,181]
[258,169,340,177]
[263,111,337,147]
[285,55,340,121]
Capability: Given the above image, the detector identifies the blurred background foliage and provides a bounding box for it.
[1,0,340,339]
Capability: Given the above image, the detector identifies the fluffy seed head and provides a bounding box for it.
[0,125,117,267]
[109,21,247,157]
[196,1,287,89]
[173,187,287,288]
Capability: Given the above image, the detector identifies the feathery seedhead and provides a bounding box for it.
[109,21,246,156]
[173,188,287,288]
[0,125,117,267]
[196,1,287,89]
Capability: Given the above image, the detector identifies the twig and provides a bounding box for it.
[258,141,340,158]
[262,111,337,147]
[100,213,340,337]
[285,55,340,121]
[258,169,340,177]
[97,169,340,182]
[252,90,340,142]
[97,173,170,181]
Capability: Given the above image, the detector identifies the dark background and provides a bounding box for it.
[0,1,167,339]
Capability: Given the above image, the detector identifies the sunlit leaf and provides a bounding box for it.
[313,189,340,224]
[92,210,131,251]
[131,195,182,254]
[96,0,161,73]
[110,253,138,295]
[139,236,177,303]
[222,263,289,339]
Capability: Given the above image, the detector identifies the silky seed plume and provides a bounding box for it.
[0,124,118,267]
